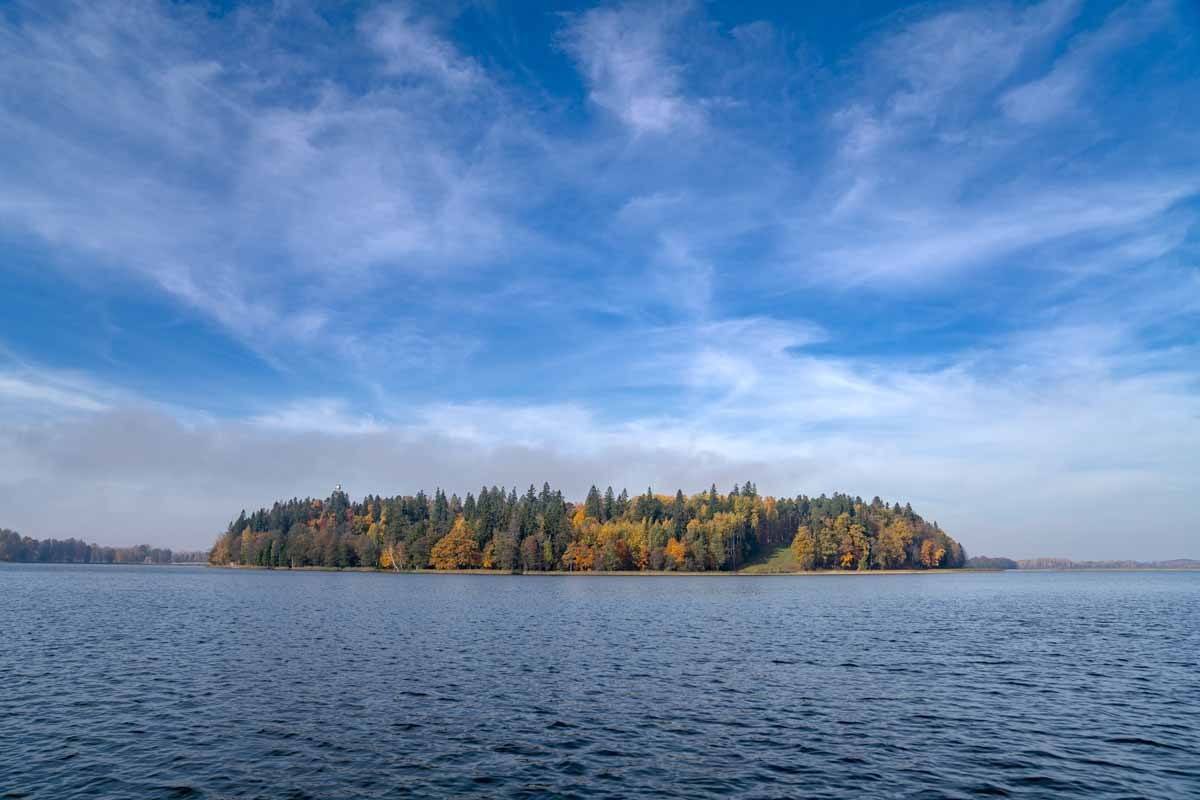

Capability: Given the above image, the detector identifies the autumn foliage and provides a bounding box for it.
[208,483,965,572]
[429,517,482,570]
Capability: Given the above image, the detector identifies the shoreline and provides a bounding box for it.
[208,564,1199,576]
[5,562,1196,575]
[210,563,980,576]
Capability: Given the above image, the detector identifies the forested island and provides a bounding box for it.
[208,484,966,573]
[0,529,208,564]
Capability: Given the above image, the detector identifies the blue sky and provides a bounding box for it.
[1,0,1197,557]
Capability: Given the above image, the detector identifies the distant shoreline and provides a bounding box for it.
[1011,567,1200,573]
[0,560,210,567]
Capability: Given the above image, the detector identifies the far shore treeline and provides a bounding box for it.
[0,529,208,565]
[209,484,966,572]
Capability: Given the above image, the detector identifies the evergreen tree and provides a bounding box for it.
[672,490,687,540]
[585,485,603,520]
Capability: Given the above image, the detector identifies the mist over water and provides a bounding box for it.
[1,565,1197,798]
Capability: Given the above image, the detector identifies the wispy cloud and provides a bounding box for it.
[839,0,1080,152]
[782,0,1199,287]
[0,372,110,415]
[364,3,483,88]
[1000,0,1172,124]
[0,0,538,365]
[561,1,702,135]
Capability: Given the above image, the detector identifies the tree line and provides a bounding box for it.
[965,555,1019,570]
[0,529,207,564]
[1015,557,1199,570]
[209,483,966,572]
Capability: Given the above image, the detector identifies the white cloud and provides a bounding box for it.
[834,0,1080,159]
[788,0,1198,287]
[250,399,386,435]
[816,178,1196,285]
[0,373,110,415]
[364,3,482,88]
[561,1,702,134]
[0,0,532,365]
[1000,0,1172,124]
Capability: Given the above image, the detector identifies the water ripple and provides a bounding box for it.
[1,565,1198,798]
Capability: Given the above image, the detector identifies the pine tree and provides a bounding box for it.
[672,490,687,540]
[585,485,603,520]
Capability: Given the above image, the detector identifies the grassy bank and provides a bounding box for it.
[738,544,802,574]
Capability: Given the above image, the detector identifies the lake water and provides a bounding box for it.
[1,565,1197,799]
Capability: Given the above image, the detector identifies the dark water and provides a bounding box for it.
[1,567,1198,799]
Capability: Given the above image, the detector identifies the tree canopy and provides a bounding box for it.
[208,484,966,572]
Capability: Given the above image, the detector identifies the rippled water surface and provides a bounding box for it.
[1,566,1198,799]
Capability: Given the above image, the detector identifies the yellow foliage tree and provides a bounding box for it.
[664,537,687,569]
[210,536,231,565]
[430,516,482,570]
[875,519,914,569]
[791,525,816,570]
[839,521,870,570]
[920,539,946,568]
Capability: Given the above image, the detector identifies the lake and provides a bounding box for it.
[1,565,1197,798]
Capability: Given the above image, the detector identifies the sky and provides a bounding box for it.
[0,0,1197,558]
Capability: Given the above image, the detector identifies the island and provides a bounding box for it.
[207,484,966,573]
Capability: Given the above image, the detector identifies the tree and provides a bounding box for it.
[839,520,870,570]
[920,538,946,568]
[664,537,687,570]
[672,490,687,541]
[874,519,914,569]
[430,516,482,570]
[616,489,630,517]
[791,526,816,570]
[491,531,518,571]
[562,541,595,571]
[585,485,603,520]
[431,489,451,534]
[520,534,541,571]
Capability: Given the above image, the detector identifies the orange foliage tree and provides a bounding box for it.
[664,537,687,569]
[562,541,595,571]
[920,538,946,568]
[430,516,482,569]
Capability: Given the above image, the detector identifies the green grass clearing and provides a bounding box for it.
[738,545,799,574]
